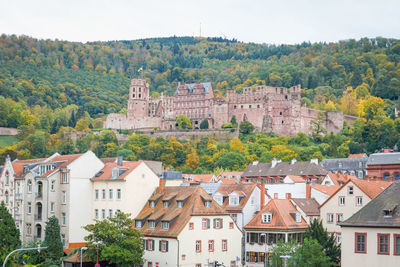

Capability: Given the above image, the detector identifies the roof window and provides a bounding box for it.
[262,212,272,224]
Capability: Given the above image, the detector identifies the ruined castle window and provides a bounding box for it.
[285,95,288,100]
[280,112,282,115]
[249,105,252,109]
[241,105,243,109]
[139,94,141,98]
[257,105,260,108]
[282,121,284,124]
[234,105,237,109]
[133,94,135,98]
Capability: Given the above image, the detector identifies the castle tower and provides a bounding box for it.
[127,78,149,118]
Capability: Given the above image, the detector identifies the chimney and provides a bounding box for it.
[306,183,311,199]
[156,172,165,193]
[291,158,297,165]
[271,158,281,168]
[117,156,123,166]
[310,158,318,165]
[260,180,266,208]
[252,160,259,166]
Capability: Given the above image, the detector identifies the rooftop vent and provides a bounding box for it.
[117,156,123,166]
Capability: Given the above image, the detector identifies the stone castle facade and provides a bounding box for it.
[104,79,356,136]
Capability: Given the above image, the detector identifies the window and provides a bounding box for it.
[339,196,345,206]
[95,209,98,219]
[214,218,223,229]
[205,200,211,208]
[274,193,278,199]
[5,171,9,185]
[196,264,201,267]
[356,196,363,206]
[286,193,291,199]
[148,220,155,229]
[117,189,121,200]
[327,213,334,223]
[61,234,66,246]
[384,209,393,218]
[337,233,342,244]
[95,189,99,200]
[336,214,343,223]
[160,240,168,252]
[102,209,105,219]
[102,189,106,200]
[163,201,169,208]
[116,209,120,214]
[147,262,152,267]
[26,223,32,235]
[229,195,239,206]
[5,191,9,204]
[162,221,169,230]
[394,234,400,255]
[355,233,367,253]
[62,212,66,225]
[229,222,234,229]
[147,239,154,251]
[378,234,390,255]
[195,240,201,252]
[177,201,183,208]
[189,222,194,230]
[348,186,353,195]
[149,200,155,208]
[109,209,113,218]
[202,218,210,229]
[208,240,214,252]
[51,180,55,191]
[27,202,32,214]
[135,220,142,228]
[222,239,227,251]
[109,189,113,200]
[62,191,67,204]
[50,202,55,212]
[27,180,32,193]
[262,213,272,224]
[61,172,68,184]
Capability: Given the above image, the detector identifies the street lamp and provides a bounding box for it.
[260,233,267,267]
[80,247,88,267]
[2,244,47,267]
[93,242,100,265]
[280,255,291,267]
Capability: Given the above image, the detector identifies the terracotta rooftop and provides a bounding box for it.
[244,199,308,230]
[92,161,143,180]
[215,184,257,211]
[348,153,367,158]
[325,172,349,186]
[291,198,320,216]
[218,171,243,177]
[10,158,47,177]
[218,178,238,184]
[311,185,340,196]
[42,153,83,177]
[182,174,214,183]
[243,161,328,178]
[134,186,228,238]
[285,175,306,183]
[340,182,400,228]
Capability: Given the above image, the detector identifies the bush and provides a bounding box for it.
[200,119,209,129]
[239,121,255,134]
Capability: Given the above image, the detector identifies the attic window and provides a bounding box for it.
[205,200,211,208]
[135,220,142,228]
[262,212,272,224]
[148,220,155,229]
[177,201,183,208]
[383,210,393,218]
[229,195,239,206]
[162,221,170,230]
[149,201,155,208]
[295,213,302,223]
[112,167,119,179]
[163,201,169,208]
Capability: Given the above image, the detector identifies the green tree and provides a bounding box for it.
[239,121,255,134]
[83,212,144,267]
[176,115,192,129]
[270,239,297,267]
[288,238,332,267]
[230,115,238,128]
[310,112,327,142]
[200,119,209,129]
[304,219,340,265]
[42,216,63,266]
[0,201,21,265]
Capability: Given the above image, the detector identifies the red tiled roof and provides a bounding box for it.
[325,172,349,186]
[92,161,143,180]
[348,154,366,158]
[244,199,308,230]
[10,158,46,177]
[134,186,227,238]
[216,184,257,211]
[182,174,214,183]
[285,175,305,183]
[311,185,340,196]
[218,178,238,184]
[42,154,83,177]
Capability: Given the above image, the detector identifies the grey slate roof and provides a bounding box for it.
[143,160,163,175]
[340,182,400,228]
[367,152,400,166]
[321,157,367,170]
[163,170,182,181]
[291,198,320,216]
[243,161,328,177]
[200,183,221,195]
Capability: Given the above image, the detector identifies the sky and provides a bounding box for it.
[1,0,400,44]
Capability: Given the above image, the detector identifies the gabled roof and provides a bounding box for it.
[92,161,143,180]
[42,153,83,177]
[291,198,320,216]
[134,186,227,238]
[244,199,308,230]
[348,153,367,158]
[311,185,340,196]
[285,175,306,183]
[10,158,47,177]
[323,172,349,186]
[340,182,400,228]
[216,184,257,211]
[182,174,214,183]
[243,161,328,177]
[367,152,400,166]
[319,178,391,209]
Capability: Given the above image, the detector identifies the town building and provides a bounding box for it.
[134,185,242,267]
[265,175,308,200]
[244,199,308,266]
[321,154,368,179]
[310,184,340,205]
[339,182,400,267]
[104,79,356,137]
[0,151,104,247]
[366,152,400,180]
[242,159,328,184]
[319,177,390,243]
[91,157,160,221]
[290,198,320,224]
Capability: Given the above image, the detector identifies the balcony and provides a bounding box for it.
[34,214,42,221]
[35,192,42,199]
[15,193,23,201]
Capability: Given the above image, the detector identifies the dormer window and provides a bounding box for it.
[148,220,155,229]
[112,167,119,179]
[162,221,169,230]
[213,195,223,206]
[205,201,211,208]
[384,210,393,218]
[163,201,169,208]
[135,220,142,228]
[262,212,272,224]
[177,201,183,208]
[229,194,239,206]
[149,201,155,208]
[338,162,342,168]
[295,213,302,223]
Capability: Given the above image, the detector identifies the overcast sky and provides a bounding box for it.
[1,0,399,44]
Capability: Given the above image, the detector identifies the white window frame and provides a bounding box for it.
[162,221,169,230]
[62,212,66,225]
[62,191,67,204]
[95,189,99,200]
[117,189,121,200]
[109,189,113,200]
[262,212,272,224]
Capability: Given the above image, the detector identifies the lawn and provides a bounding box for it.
[0,135,18,147]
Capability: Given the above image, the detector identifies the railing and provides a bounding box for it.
[34,214,42,221]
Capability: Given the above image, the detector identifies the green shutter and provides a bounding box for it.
[220,218,223,228]
[159,240,162,251]
[166,241,169,252]
[152,240,155,250]
[213,218,216,228]
[207,219,210,229]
